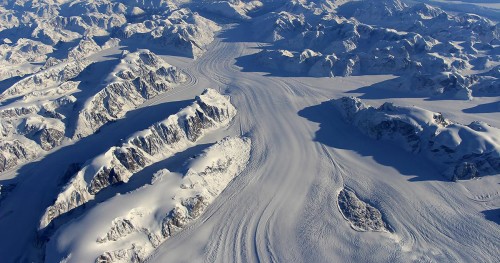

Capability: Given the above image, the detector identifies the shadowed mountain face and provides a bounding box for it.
[0,1,498,263]
[236,0,499,100]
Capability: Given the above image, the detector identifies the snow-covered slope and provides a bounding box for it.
[40,88,236,230]
[0,49,186,173]
[248,0,499,99]
[0,1,498,263]
[45,136,251,263]
[0,0,220,84]
[115,7,221,58]
[201,0,264,20]
[74,49,187,138]
[333,96,500,180]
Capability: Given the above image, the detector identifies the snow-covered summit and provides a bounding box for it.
[249,0,499,99]
[201,0,264,20]
[75,49,187,138]
[40,88,236,230]
[0,49,186,173]
[45,136,251,263]
[333,96,500,180]
[0,1,498,262]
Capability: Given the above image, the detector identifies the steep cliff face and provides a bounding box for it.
[0,139,39,173]
[0,38,53,64]
[0,49,186,173]
[46,136,251,263]
[0,0,221,175]
[0,93,76,173]
[40,89,237,230]
[0,98,70,172]
[1,59,93,100]
[20,116,66,151]
[254,11,311,42]
[94,137,251,263]
[116,7,221,58]
[75,50,187,138]
[250,1,498,99]
[0,1,498,262]
[4,0,128,46]
[0,0,220,61]
[0,38,54,81]
[332,96,500,180]
[68,37,102,60]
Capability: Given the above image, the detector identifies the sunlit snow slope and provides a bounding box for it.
[0,1,498,263]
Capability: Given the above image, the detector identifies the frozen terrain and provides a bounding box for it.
[0,49,187,172]
[0,1,499,263]
[40,88,237,231]
[247,0,500,99]
[332,96,500,180]
[46,136,251,262]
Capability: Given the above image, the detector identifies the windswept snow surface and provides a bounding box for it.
[40,88,236,230]
[45,136,251,263]
[143,25,499,263]
[0,49,187,173]
[332,96,500,180]
[0,1,499,263]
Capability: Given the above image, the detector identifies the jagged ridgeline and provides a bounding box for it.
[0,0,224,174]
[0,1,220,63]
[0,1,221,102]
[332,96,500,180]
[52,136,251,263]
[0,50,187,173]
[40,88,237,230]
[0,1,498,263]
[250,0,499,99]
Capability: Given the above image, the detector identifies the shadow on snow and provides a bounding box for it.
[298,100,447,182]
[0,98,194,255]
[462,101,500,114]
[482,208,499,225]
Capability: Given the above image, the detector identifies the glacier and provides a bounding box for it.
[0,1,498,263]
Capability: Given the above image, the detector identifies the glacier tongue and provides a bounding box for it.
[0,1,498,262]
[40,89,236,230]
